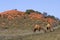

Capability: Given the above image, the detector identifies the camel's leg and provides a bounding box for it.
[33,28,37,32]
[41,27,47,32]
[38,28,41,31]
[50,27,54,32]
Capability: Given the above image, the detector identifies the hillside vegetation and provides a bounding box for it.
[0,9,60,30]
[0,9,60,40]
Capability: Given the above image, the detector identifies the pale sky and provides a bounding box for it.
[0,0,60,18]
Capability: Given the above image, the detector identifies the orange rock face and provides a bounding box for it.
[0,9,25,20]
[29,12,44,20]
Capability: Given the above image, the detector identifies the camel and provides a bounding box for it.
[46,23,54,32]
[33,24,47,32]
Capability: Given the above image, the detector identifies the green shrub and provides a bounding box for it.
[25,9,35,14]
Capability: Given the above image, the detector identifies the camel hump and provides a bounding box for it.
[46,23,51,27]
[34,24,40,28]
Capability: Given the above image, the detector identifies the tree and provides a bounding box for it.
[14,9,17,10]
[25,9,35,14]
[35,11,41,14]
[47,15,55,19]
[55,17,59,20]
[43,12,47,17]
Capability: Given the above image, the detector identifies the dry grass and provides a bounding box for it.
[0,26,59,40]
[22,27,60,40]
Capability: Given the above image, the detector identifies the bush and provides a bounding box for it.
[25,9,35,14]
[47,15,56,19]
[35,11,41,14]
[43,12,47,17]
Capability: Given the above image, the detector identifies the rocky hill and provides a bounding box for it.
[0,9,60,30]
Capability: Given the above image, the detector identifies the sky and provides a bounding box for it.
[0,0,60,18]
